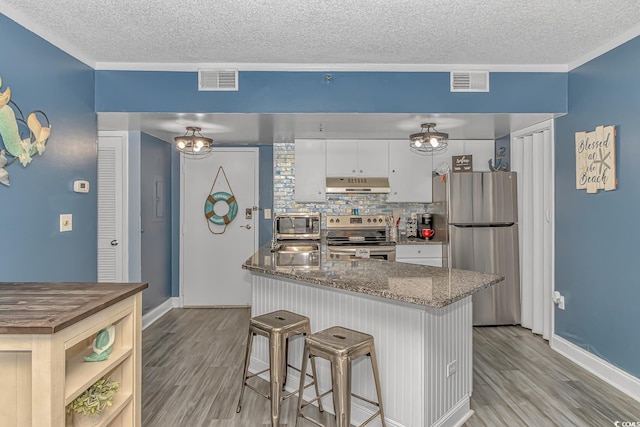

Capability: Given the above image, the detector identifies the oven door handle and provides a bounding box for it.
[328,248,358,255]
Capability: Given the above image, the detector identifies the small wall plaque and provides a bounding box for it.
[575,125,616,193]
[452,155,473,173]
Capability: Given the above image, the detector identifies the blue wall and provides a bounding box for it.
[258,145,274,247]
[555,36,640,378]
[0,14,97,282]
[95,71,568,114]
[140,133,172,313]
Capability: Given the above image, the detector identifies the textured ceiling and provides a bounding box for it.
[3,1,638,143]
[3,0,640,68]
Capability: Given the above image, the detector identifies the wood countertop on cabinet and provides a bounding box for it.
[0,282,148,334]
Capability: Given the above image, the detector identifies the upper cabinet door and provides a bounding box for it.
[295,139,326,202]
[325,139,389,177]
[326,140,359,176]
[388,140,433,203]
[357,140,389,176]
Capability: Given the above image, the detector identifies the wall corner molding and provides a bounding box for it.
[142,297,179,330]
[551,334,640,403]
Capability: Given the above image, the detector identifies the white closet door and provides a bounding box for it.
[97,132,128,282]
[512,121,554,340]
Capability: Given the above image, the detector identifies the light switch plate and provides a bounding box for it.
[60,214,72,232]
[264,208,271,219]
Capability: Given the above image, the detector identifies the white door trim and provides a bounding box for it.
[97,130,130,282]
[511,119,555,343]
[178,147,260,307]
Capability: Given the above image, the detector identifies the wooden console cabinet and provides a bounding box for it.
[0,282,147,427]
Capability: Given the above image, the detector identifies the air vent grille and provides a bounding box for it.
[450,71,489,92]
[198,69,238,91]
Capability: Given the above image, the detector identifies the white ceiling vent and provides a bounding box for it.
[198,69,239,91]
[450,71,490,92]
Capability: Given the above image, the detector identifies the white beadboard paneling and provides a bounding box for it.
[250,274,473,427]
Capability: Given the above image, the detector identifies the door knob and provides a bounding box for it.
[241,224,252,229]
[110,240,119,246]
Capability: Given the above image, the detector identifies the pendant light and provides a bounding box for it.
[174,126,213,156]
[409,123,449,155]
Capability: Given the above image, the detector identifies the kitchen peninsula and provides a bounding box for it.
[243,246,504,427]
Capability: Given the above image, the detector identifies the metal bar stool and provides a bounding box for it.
[237,310,323,426]
[296,326,386,427]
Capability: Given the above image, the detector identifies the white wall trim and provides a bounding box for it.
[551,335,640,403]
[95,61,568,73]
[0,4,96,68]
[568,23,640,71]
[142,297,179,330]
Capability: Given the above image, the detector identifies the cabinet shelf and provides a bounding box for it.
[96,392,132,427]
[65,347,133,405]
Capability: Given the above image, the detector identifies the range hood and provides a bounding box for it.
[326,177,390,194]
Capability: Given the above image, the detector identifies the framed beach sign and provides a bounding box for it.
[575,125,616,193]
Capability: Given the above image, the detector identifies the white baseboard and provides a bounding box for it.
[552,334,640,403]
[432,396,473,427]
[142,297,180,330]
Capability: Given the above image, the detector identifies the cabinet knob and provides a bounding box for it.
[317,191,322,195]
[417,250,421,254]
[359,169,363,173]
[352,169,356,173]
[394,192,397,195]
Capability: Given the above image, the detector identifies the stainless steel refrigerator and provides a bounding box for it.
[433,171,521,325]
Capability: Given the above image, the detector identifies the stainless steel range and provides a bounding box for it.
[326,215,396,261]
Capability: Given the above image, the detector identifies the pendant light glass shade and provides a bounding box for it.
[409,123,449,155]
[174,126,213,156]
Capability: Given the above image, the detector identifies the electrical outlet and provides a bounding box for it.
[553,291,565,310]
[447,360,457,377]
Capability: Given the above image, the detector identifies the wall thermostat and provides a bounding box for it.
[73,180,90,193]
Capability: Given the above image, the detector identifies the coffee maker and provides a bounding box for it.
[416,214,434,240]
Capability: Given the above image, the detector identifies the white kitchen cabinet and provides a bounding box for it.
[388,140,433,202]
[431,140,495,173]
[294,139,326,202]
[325,139,389,177]
[396,244,443,267]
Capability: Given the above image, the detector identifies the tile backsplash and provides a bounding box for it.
[273,142,433,228]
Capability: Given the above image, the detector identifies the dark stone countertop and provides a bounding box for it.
[243,245,503,308]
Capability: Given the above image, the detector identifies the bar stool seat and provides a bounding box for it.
[296,326,387,427]
[236,310,323,427]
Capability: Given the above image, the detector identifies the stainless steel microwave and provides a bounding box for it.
[274,213,321,240]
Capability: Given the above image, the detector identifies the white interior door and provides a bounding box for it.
[97,131,128,282]
[511,121,554,340]
[181,148,258,306]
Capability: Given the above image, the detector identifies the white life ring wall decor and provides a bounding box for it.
[204,166,237,234]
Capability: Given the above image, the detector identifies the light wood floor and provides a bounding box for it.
[142,308,640,426]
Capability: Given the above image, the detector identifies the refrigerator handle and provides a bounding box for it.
[546,209,551,223]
